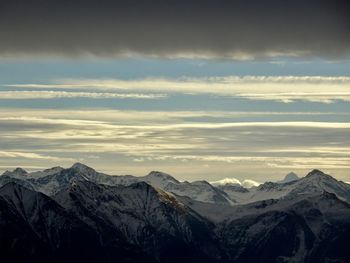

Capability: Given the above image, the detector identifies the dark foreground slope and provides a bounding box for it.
[0,182,154,263]
[217,192,350,263]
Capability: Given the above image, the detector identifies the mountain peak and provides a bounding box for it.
[306,169,329,179]
[2,167,28,177]
[308,169,324,175]
[70,162,96,174]
[148,170,169,177]
[146,171,179,182]
[283,172,299,182]
[71,162,90,169]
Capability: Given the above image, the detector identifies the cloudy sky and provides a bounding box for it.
[0,0,349,183]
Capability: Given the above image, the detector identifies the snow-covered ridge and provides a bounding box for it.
[1,164,349,205]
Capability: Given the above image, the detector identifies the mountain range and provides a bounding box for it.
[0,163,349,263]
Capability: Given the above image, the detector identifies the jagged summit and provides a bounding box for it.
[2,167,28,177]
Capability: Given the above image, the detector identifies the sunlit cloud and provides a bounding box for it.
[0,108,349,181]
[211,178,241,185]
[0,151,70,161]
[2,115,350,130]
[210,178,261,188]
[6,76,350,103]
[0,109,348,124]
[0,90,166,100]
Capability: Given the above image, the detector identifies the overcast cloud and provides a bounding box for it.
[0,0,349,59]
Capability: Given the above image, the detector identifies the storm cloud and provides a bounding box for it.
[0,0,349,59]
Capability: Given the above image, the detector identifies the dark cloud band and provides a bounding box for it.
[0,0,349,58]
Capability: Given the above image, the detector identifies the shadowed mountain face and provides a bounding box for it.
[0,164,350,263]
[0,182,152,263]
[216,192,350,263]
[53,180,222,263]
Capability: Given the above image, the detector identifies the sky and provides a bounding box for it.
[0,0,349,183]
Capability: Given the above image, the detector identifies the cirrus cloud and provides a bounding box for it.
[7,76,350,103]
[0,90,166,100]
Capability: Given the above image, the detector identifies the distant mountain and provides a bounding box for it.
[0,164,350,262]
[277,172,300,183]
[219,169,350,205]
[254,169,350,203]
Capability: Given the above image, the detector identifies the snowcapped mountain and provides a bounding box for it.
[217,169,350,205]
[0,164,349,262]
[277,172,299,183]
[1,163,234,205]
[252,169,350,203]
[1,165,349,206]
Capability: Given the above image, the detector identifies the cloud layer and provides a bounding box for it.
[8,76,350,103]
[1,0,349,59]
[0,108,349,181]
[0,91,166,100]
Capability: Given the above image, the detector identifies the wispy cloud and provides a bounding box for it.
[1,112,349,163]
[0,108,349,181]
[1,109,348,123]
[6,76,350,103]
[0,151,70,161]
[0,90,166,100]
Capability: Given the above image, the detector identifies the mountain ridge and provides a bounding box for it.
[0,163,349,262]
[1,163,349,206]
